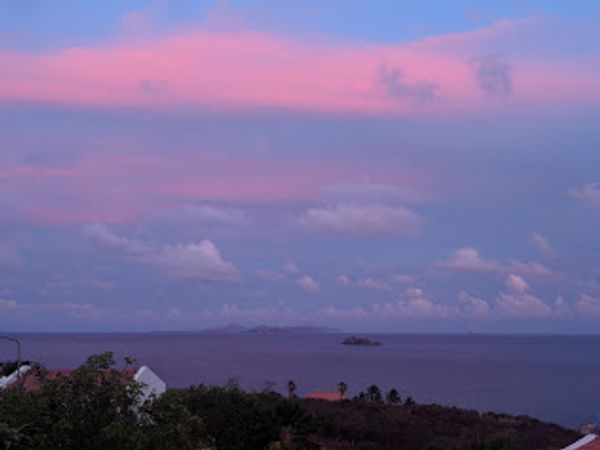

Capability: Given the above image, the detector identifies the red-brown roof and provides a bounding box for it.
[10,368,139,391]
[305,391,345,401]
[578,436,600,450]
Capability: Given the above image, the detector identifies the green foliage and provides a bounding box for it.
[367,385,383,403]
[0,422,29,448]
[354,384,384,403]
[0,352,212,450]
[0,351,579,450]
[386,388,401,405]
[178,385,316,449]
[302,398,577,450]
[142,390,213,450]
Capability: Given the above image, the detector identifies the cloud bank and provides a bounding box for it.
[82,223,240,283]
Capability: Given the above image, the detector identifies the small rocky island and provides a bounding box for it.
[341,336,381,346]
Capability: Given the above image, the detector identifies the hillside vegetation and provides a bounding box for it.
[0,354,580,450]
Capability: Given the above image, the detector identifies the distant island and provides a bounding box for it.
[341,336,382,346]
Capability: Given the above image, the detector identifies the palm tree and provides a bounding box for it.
[287,380,297,398]
[337,381,348,400]
[386,388,401,405]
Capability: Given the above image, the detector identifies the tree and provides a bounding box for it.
[0,352,214,450]
[386,388,401,405]
[181,385,280,449]
[269,398,315,449]
[354,391,367,402]
[404,396,416,407]
[143,390,213,450]
[336,381,348,400]
[179,385,317,449]
[225,377,240,390]
[367,385,383,403]
[287,380,297,398]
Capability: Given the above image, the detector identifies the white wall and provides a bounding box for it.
[134,366,167,404]
[0,365,31,390]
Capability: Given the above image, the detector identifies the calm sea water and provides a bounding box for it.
[2,333,599,428]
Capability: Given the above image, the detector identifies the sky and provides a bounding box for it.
[1,0,600,332]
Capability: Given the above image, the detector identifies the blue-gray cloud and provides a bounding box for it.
[376,65,439,102]
[472,54,512,97]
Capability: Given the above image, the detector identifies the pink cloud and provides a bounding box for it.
[569,183,600,210]
[336,274,350,286]
[506,260,553,278]
[532,232,556,258]
[368,287,456,319]
[505,274,529,294]
[0,299,110,321]
[297,275,320,294]
[438,248,502,273]
[220,303,299,321]
[82,223,149,254]
[1,18,598,115]
[457,291,491,316]
[406,287,425,298]
[43,275,116,293]
[319,287,599,322]
[321,182,426,205]
[82,223,240,283]
[282,261,301,275]
[182,204,248,226]
[372,297,454,319]
[1,148,409,224]
[157,241,241,283]
[495,292,552,318]
[302,204,423,237]
[0,298,217,324]
[390,273,417,285]
[576,294,600,316]
[255,269,286,283]
[357,277,391,291]
[321,305,369,320]
[438,247,553,277]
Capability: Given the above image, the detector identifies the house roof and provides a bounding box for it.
[8,367,139,391]
[563,435,600,450]
[305,391,345,401]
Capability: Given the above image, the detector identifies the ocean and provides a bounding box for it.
[3,332,599,429]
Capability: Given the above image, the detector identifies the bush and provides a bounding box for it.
[0,353,212,450]
[178,385,316,449]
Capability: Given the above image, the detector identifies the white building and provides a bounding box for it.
[0,365,31,390]
[562,434,600,450]
[133,366,167,403]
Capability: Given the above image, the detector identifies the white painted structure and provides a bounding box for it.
[0,364,31,390]
[133,366,167,403]
[562,434,599,450]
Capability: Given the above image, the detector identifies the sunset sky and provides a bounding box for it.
[1,0,600,332]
